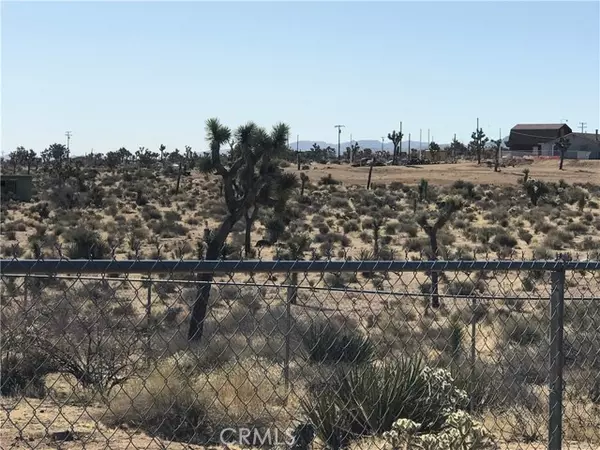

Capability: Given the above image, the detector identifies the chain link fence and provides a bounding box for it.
[1,258,599,450]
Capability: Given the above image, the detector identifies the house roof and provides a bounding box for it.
[546,132,600,144]
[512,124,568,130]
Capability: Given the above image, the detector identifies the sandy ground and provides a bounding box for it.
[287,160,600,187]
[2,397,598,450]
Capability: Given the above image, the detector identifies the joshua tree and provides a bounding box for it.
[418,178,429,202]
[388,128,404,165]
[159,144,166,164]
[524,179,549,206]
[41,143,69,185]
[491,139,502,172]
[417,196,463,309]
[188,118,294,342]
[555,136,571,170]
[428,141,441,162]
[300,172,309,197]
[372,218,386,257]
[469,128,489,164]
[522,168,530,184]
[278,233,312,305]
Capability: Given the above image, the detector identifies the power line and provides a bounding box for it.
[578,122,587,133]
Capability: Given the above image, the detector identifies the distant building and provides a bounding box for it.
[508,123,572,154]
[0,174,33,201]
[540,130,600,160]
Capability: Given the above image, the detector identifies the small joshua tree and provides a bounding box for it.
[524,179,549,206]
[300,172,309,197]
[419,178,429,202]
[388,128,404,165]
[417,196,463,309]
[491,139,502,172]
[555,136,571,170]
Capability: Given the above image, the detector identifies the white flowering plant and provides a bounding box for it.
[383,411,497,450]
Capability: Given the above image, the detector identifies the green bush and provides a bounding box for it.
[66,228,110,259]
[1,352,51,398]
[303,358,469,449]
[302,319,374,365]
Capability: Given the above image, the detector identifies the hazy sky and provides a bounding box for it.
[2,1,599,155]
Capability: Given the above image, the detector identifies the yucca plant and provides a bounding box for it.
[303,358,470,449]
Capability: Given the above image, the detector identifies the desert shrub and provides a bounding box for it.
[398,221,419,237]
[342,220,360,233]
[164,210,182,223]
[532,246,553,259]
[319,174,341,186]
[518,229,533,244]
[330,197,349,208]
[0,352,52,398]
[302,319,374,365]
[578,237,599,251]
[405,237,428,253]
[447,279,485,296]
[382,412,495,450]
[543,229,573,250]
[304,358,469,449]
[66,228,110,259]
[503,315,544,346]
[141,205,162,221]
[104,360,212,443]
[565,221,587,234]
[493,232,518,249]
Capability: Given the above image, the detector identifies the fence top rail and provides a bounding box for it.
[1,259,599,274]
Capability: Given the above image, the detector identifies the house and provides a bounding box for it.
[508,123,572,154]
[540,130,600,160]
[0,174,33,201]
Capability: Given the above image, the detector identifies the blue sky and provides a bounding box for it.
[2,1,599,155]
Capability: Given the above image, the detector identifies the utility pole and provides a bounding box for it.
[334,124,345,160]
[381,137,385,152]
[296,134,300,170]
[408,133,411,158]
[578,122,587,133]
[419,129,422,158]
[427,129,430,145]
[399,121,403,159]
[65,131,72,159]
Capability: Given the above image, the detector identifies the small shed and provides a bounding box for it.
[1,174,33,201]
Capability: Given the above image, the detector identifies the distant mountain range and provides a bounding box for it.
[291,137,511,152]
[292,140,440,152]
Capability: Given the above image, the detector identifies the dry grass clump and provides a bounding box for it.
[104,356,295,445]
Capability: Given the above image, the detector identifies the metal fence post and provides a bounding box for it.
[146,278,152,353]
[470,297,477,414]
[284,272,296,391]
[23,275,28,315]
[549,268,565,450]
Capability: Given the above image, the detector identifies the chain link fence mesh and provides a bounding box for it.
[1,258,599,450]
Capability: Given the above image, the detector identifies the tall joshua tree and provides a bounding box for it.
[188,118,295,342]
[470,128,489,165]
[388,128,404,165]
[417,196,463,310]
